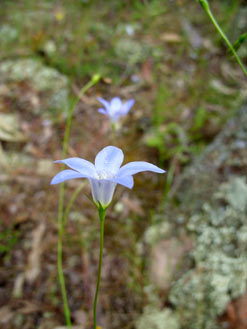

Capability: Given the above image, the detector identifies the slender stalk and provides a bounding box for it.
[111,122,116,141]
[57,74,101,328]
[198,0,247,77]
[93,206,106,329]
[58,196,72,327]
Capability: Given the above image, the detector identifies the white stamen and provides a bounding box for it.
[96,170,115,180]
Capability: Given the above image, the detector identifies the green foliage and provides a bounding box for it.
[146,122,196,163]
[230,32,247,53]
[162,162,175,204]
[192,107,208,132]
[0,220,19,258]
[0,0,167,82]
[146,73,242,164]
[133,0,167,19]
[153,85,170,127]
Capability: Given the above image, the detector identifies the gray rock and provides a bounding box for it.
[0,58,70,119]
[172,106,247,212]
[136,306,180,329]
[0,25,19,44]
[165,107,247,329]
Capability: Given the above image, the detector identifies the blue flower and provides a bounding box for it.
[51,146,165,208]
[97,97,135,123]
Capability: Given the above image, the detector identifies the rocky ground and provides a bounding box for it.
[0,1,246,329]
[143,106,247,329]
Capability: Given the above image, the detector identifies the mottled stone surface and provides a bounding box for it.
[167,106,247,329]
[0,58,70,119]
[172,106,247,213]
[136,306,180,329]
[143,107,247,329]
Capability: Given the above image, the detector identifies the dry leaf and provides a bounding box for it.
[25,222,46,283]
[0,306,14,324]
[12,273,25,298]
[210,79,237,95]
[160,32,182,43]
[141,58,153,84]
[18,301,40,314]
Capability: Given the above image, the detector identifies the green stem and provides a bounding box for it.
[58,197,72,328]
[111,122,116,140]
[199,0,247,77]
[93,206,106,329]
[57,74,101,328]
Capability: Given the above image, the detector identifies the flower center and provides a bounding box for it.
[96,170,115,180]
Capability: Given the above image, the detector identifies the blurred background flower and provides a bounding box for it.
[98,97,135,123]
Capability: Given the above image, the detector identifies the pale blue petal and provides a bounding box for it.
[89,179,116,207]
[54,158,96,177]
[97,97,110,110]
[98,108,108,115]
[50,169,87,185]
[122,99,135,114]
[110,97,122,113]
[110,175,134,189]
[110,113,121,123]
[118,161,165,177]
[95,146,124,174]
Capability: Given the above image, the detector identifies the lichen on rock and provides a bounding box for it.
[0,58,70,119]
[136,306,180,329]
[170,177,247,329]
[145,107,247,329]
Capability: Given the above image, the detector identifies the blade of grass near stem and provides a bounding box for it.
[198,0,247,77]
